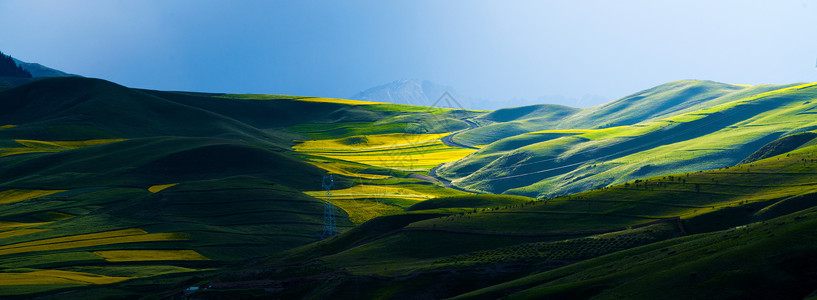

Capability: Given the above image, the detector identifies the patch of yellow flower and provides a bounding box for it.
[93,250,209,262]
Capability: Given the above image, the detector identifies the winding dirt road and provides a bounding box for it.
[440,119,479,149]
[428,119,481,193]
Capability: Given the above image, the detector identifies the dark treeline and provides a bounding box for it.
[0,51,32,78]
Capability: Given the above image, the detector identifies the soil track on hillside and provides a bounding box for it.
[428,119,480,193]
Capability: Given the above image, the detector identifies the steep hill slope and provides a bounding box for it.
[186,135,817,299]
[0,78,359,296]
[558,80,756,128]
[0,78,290,143]
[440,81,817,197]
[454,205,817,299]
[12,57,80,78]
[0,77,484,297]
[453,80,791,147]
[5,76,817,298]
[453,104,581,146]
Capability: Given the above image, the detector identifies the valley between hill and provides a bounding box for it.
[1,77,817,299]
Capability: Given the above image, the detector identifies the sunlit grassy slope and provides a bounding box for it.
[452,206,817,300]
[5,75,817,298]
[0,77,484,297]
[0,78,351,296]
[440,81,817,197]
[453,80,769,147]
[221,140,817,299]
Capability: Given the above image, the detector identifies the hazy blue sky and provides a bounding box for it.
[1,0,815,107]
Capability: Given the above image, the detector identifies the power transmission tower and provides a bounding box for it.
[321,175,337,239]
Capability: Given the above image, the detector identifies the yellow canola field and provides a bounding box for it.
[0,138,126,157]
[0,228,187,256]
[306,184,434,201]
[296,97,388,105]
[34,211,74,221]
[304,161,391,180]
[0,221,51,230]
[295,133,449,150]
[526,129,597,135]
[0,229,50,240]
[0,189,67,205]
[294,133,476,171]
[0,125,16,130]
[0,270,130,285]
[148,183,179,193]
[329,149,475,170]
[526,125,664,141]
[93,250,209,262]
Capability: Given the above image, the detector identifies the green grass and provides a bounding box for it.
[212,93,303,100]
[287,122,409,140]
[6,76,817,298]
[61,265,203,278]
[435,222,679,266]
[405,194,534,211]
[224,143,817,299]
[320,230,547,276]
[0,77,486,297]
[0,252,104,269]
[442,81,817,197]
[452,206,817,300]
[0,78,404,296]
[453,80,763,147]
[453,104,580,146]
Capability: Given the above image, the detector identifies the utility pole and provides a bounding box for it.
[321,175,337,239]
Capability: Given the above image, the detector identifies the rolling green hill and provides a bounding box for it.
[453,205,817,299]
[0,78,350,297]
[451,80,785,148]
[0,76,483,297]
[3,75,817,299]
[200,136,817,299]
[453,104,581,146]
[439,81,817,197]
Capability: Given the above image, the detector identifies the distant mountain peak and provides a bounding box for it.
[351,80,610,110]
[350,79,459,107]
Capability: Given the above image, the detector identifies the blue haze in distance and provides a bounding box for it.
[0,0,815,108]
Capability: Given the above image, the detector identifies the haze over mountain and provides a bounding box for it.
[350,79,460,108]
[351,79,609,110]
[0,52,80,92]
[12,57,80,78]
[0,51,79,79]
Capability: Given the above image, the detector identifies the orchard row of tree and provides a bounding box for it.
[0,51,32,78]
